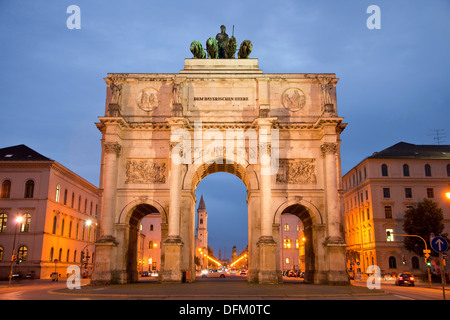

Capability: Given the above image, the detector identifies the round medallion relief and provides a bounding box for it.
[137,88,159,112]
[282,88,306,112]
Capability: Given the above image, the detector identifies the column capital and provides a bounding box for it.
[104,142,122,156]
[320,142,338,156]
[252,117,277,128]
[166,117,190,128]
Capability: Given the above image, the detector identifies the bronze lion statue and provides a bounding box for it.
[238,40,252,59]
[206,37,218,59]
[190,40,205,59]
[225,36,237,59]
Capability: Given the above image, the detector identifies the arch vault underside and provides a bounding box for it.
[91,59,349,285]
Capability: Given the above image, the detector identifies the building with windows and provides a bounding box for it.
[279,213,305,273]
[343,142,450,278]
[0,145,100,279]
[138,213,162,274]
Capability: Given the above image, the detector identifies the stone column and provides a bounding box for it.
[161,117,188,282]
[101,141,121,240]
[91,141,121,285]
[320,142,341,241]
[254,117,279,284]
[321,142,348,285]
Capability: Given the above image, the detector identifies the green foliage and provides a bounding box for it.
[402,198,448,257]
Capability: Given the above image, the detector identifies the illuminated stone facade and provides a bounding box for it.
[92,59,348,285]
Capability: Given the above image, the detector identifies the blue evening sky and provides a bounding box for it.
[1,1,449,256]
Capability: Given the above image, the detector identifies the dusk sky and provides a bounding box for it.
[1,1,449,257]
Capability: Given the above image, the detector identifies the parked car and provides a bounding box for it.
[395,273,415,286]
[142,271,149,277]
[202,269,226,278]
[240,269,248,275]
[150,271,158,277]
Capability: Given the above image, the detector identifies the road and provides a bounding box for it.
[352,280,448,300]
[0,277,447,300]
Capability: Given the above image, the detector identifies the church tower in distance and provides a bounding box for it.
[196,195,208,253]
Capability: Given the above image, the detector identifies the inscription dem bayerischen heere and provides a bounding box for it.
[194,96,249,101]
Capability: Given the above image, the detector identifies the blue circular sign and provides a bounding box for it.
[431,236,448,253]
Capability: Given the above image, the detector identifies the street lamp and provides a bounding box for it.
[8,215,24,286]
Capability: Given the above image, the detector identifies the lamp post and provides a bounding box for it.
[80,219,93,278]
[8,215,23,286]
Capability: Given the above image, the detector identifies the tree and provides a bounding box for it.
[402,198,448,257]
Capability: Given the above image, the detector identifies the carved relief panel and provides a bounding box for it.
[276,159,317,184]
[125,159,167,184]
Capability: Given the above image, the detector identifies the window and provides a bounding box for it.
[17,246,28,262]
[284,224,290,231]
[71,192,75,208]
[0,247,3,261]
[366,208,370,220]
[74,250,77,263]
[58,248,62,261]
[66,249,70,263]
[384,206,392,219]
[285,258,290,264]
[447,164,450,177]
[64,189,68,205]
[405,188,412,198]
[78,196,81,211]
[55,184,61,202]
[424,164,431,177]
[0,213,7,232]
[69,221,72,238]
[1,180,11,198]
[283,239,291,249]
[426,188,434,198]
[52,216,57,234]
[49,247,54,261]
[150,224,154,231]
[412,257,420,269]
[61,219,65,236]
[20,213,31,232]
[403,164,410,177]
[383,188,390,198]
[24,180,34,198]
[381,164,388,176]
[386,229,394,241]
[388,256,397,269]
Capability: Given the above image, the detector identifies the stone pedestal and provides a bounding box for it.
[91,239,117,285]
[160,237,183,283]
[257,236,279,284]
[324,238,349,285]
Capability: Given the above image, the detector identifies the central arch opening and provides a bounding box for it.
[190,159,251,281]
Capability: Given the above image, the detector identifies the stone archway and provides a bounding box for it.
[92,59,349,285]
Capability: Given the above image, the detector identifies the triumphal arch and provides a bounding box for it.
[92,38,348,285]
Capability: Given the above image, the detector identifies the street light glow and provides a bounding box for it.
[16,216,23,223]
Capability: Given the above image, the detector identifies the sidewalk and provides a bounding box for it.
[50,278,388,299]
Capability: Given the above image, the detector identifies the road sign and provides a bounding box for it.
[431,236,448,253]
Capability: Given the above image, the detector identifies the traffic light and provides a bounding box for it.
[402,256,407,265]
[81,251,85,262]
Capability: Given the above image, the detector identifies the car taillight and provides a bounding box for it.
[399,276,403,280]
[410,277,414,281]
